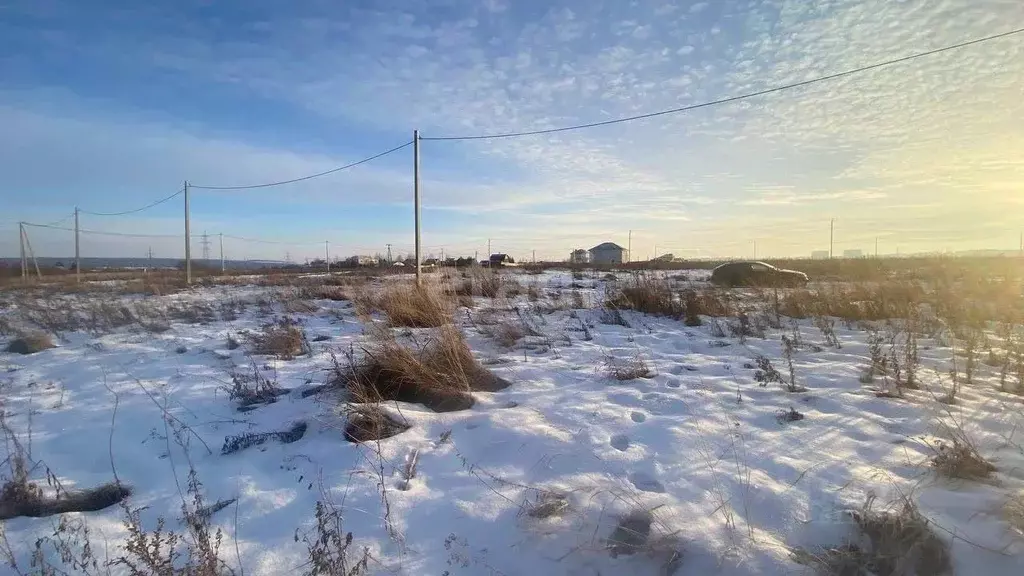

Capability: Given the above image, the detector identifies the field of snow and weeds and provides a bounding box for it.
[1,265,1023,575]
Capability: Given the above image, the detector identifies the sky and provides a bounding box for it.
[1,0,1022,263]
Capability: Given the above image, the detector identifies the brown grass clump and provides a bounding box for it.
[930,438,995,480]
[606,274,680,317]
[5,331,55,354]
[793,495,950,576]
[343,326,509,412]
[1005,493,1024,536]
[249,319,308,359]
[343,406,411,443]
[358,282,454,328]
[604,352,653,381]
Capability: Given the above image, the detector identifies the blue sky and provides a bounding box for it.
[1,0,1022,262]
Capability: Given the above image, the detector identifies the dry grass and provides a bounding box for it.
[454,270,522,299]
[342,325,509,412]
[1006,492,1024,536]
[793,495,950,576]
[343,406,411,443]
[603,351,653,381]
[249,319,308,359]
[606,273,731,321]
[5,331,55,354]
[357,281,455,327]
[930,438,995,480]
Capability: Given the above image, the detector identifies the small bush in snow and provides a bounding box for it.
[603,352,653,381]
[249,319,309,360]
[754,356,785,387]
[930,438,995,480]
[813,315,841,349]
[5,331,55,355]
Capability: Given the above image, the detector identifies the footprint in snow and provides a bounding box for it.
[630,411,647,423]
[665,377,681,389]
[628,472,666,493]
[610,434,631,451]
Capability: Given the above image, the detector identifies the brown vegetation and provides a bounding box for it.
[340,326,509,412]
[356,282,454,328]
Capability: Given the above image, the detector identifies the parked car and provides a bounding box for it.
[710,261,808,287]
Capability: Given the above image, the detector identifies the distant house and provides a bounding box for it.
[569,249,590,264]
[589,242,627,265]
[489,253,515,267]
[811,250,830,260]
[843,249,863,259]
[348,255,379,267]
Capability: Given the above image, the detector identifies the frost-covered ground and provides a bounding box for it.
[1,270,1023,575]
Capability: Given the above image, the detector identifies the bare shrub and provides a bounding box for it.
[814,315,841,349]
[479,319,527,348]
[227,361,287,408]
[299,499,370,576]
[682,289,702,326]
[599,306,630,327]
[454,270,520,299]
[753,356,785,387]
[342,326,509,412]
[358,282,454,328]
[781,335,804,392]
[5,331,55,354]
[116,469,234,576]
[249,319,308,359]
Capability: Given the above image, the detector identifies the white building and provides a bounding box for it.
[589,242,627,265]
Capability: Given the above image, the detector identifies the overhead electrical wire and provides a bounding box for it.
[79,187,185,216]
[190,140,414,191]
[421,26,1024,141]
[21,221,182,239]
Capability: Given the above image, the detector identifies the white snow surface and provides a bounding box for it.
[1,270,1023,575]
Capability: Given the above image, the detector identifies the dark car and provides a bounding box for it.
[710,261,808,287]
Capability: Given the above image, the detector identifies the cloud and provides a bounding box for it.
[2,0,1023,259]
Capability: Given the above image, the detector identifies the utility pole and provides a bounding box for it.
[413,129,422,286]
[184,181,191,284]
[829,218,834,259]
[875,237,879,258]
[325,240,330,273]
[219,234,225,273]
[386,243,393,264]
[200,231,211,260]
[19,223,26,282]
[532,250,536,264]
[628,230,632,263]
[73,207,81,282]
[487,238,491,256]
[752,240,757,260]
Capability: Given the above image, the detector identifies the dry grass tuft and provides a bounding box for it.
[249,319,309,359]
[794,495,950,576]
[604,351,653,381]
[5,331,55,354]
[343,406,411,443]
[342,325,509,412]
[1006,492,1024,536]
[930,438,995,480]
[358,282,455,327]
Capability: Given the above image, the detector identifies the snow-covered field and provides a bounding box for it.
[1,270,1023,575]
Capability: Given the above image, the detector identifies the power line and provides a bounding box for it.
[79,188,185,216]
[190,140,414,191]
[421,26,1024,141]
[221,234,324,246]
[21,221,182,239]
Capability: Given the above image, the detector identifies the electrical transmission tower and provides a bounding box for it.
[200,231,211,260]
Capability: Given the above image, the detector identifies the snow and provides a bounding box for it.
[1,270,1023,575]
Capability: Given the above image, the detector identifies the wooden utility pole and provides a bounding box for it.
[74,207,81,282]
[220,233,225,273]
[18,223,26,282]
[184,181,192,284]
[413,129,421,286]
[325,240,330,273]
